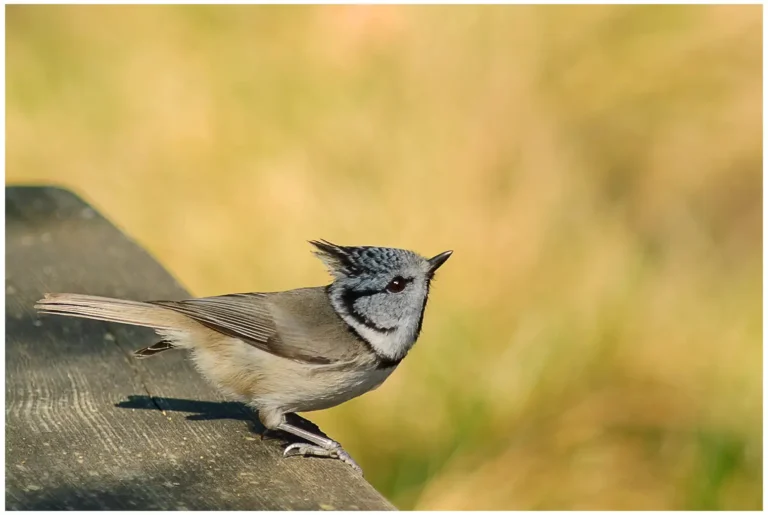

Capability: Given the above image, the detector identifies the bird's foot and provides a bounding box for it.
[283,441,362,474]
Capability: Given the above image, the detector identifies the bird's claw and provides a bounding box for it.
[335,448,363,475]
[283,442,363,474]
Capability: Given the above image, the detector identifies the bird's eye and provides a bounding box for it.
[386,276,408,293]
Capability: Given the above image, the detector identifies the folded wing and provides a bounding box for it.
[149,289,356,365]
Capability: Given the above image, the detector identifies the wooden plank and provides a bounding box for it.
[5,186,395,510]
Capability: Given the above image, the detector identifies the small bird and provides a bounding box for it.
[35,240,452,473]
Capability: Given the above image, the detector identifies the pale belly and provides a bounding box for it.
[282,363,396,413]
[187,336,396,415]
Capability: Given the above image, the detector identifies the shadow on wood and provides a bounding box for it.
[5,185,395,510]
[114,396,328,445]
[114,396,262,424]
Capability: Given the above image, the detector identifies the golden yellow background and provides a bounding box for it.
[7,5,762,509]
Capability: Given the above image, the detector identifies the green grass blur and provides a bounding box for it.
[6,5,761,509]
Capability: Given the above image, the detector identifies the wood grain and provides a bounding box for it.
[5,186,395,510]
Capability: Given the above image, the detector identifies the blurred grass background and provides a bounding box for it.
[6,5,762,510]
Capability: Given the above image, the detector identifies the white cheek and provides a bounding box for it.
[353,324,412,360]
[330,287,421,361]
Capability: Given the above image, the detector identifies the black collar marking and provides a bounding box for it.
[325,286,403,369]
[413,280,431,341]
[339,288,397,334]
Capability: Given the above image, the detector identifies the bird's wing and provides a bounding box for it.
[149,288,360,365]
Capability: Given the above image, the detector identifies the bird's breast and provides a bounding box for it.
[250,353,397,414]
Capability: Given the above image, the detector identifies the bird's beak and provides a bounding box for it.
[428,250,453,273]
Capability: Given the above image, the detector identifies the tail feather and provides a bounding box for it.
[34,293,181,331]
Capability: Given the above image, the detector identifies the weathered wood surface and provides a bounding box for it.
[5,186,395,510]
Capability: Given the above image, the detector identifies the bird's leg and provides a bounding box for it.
[277,421,362,474]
